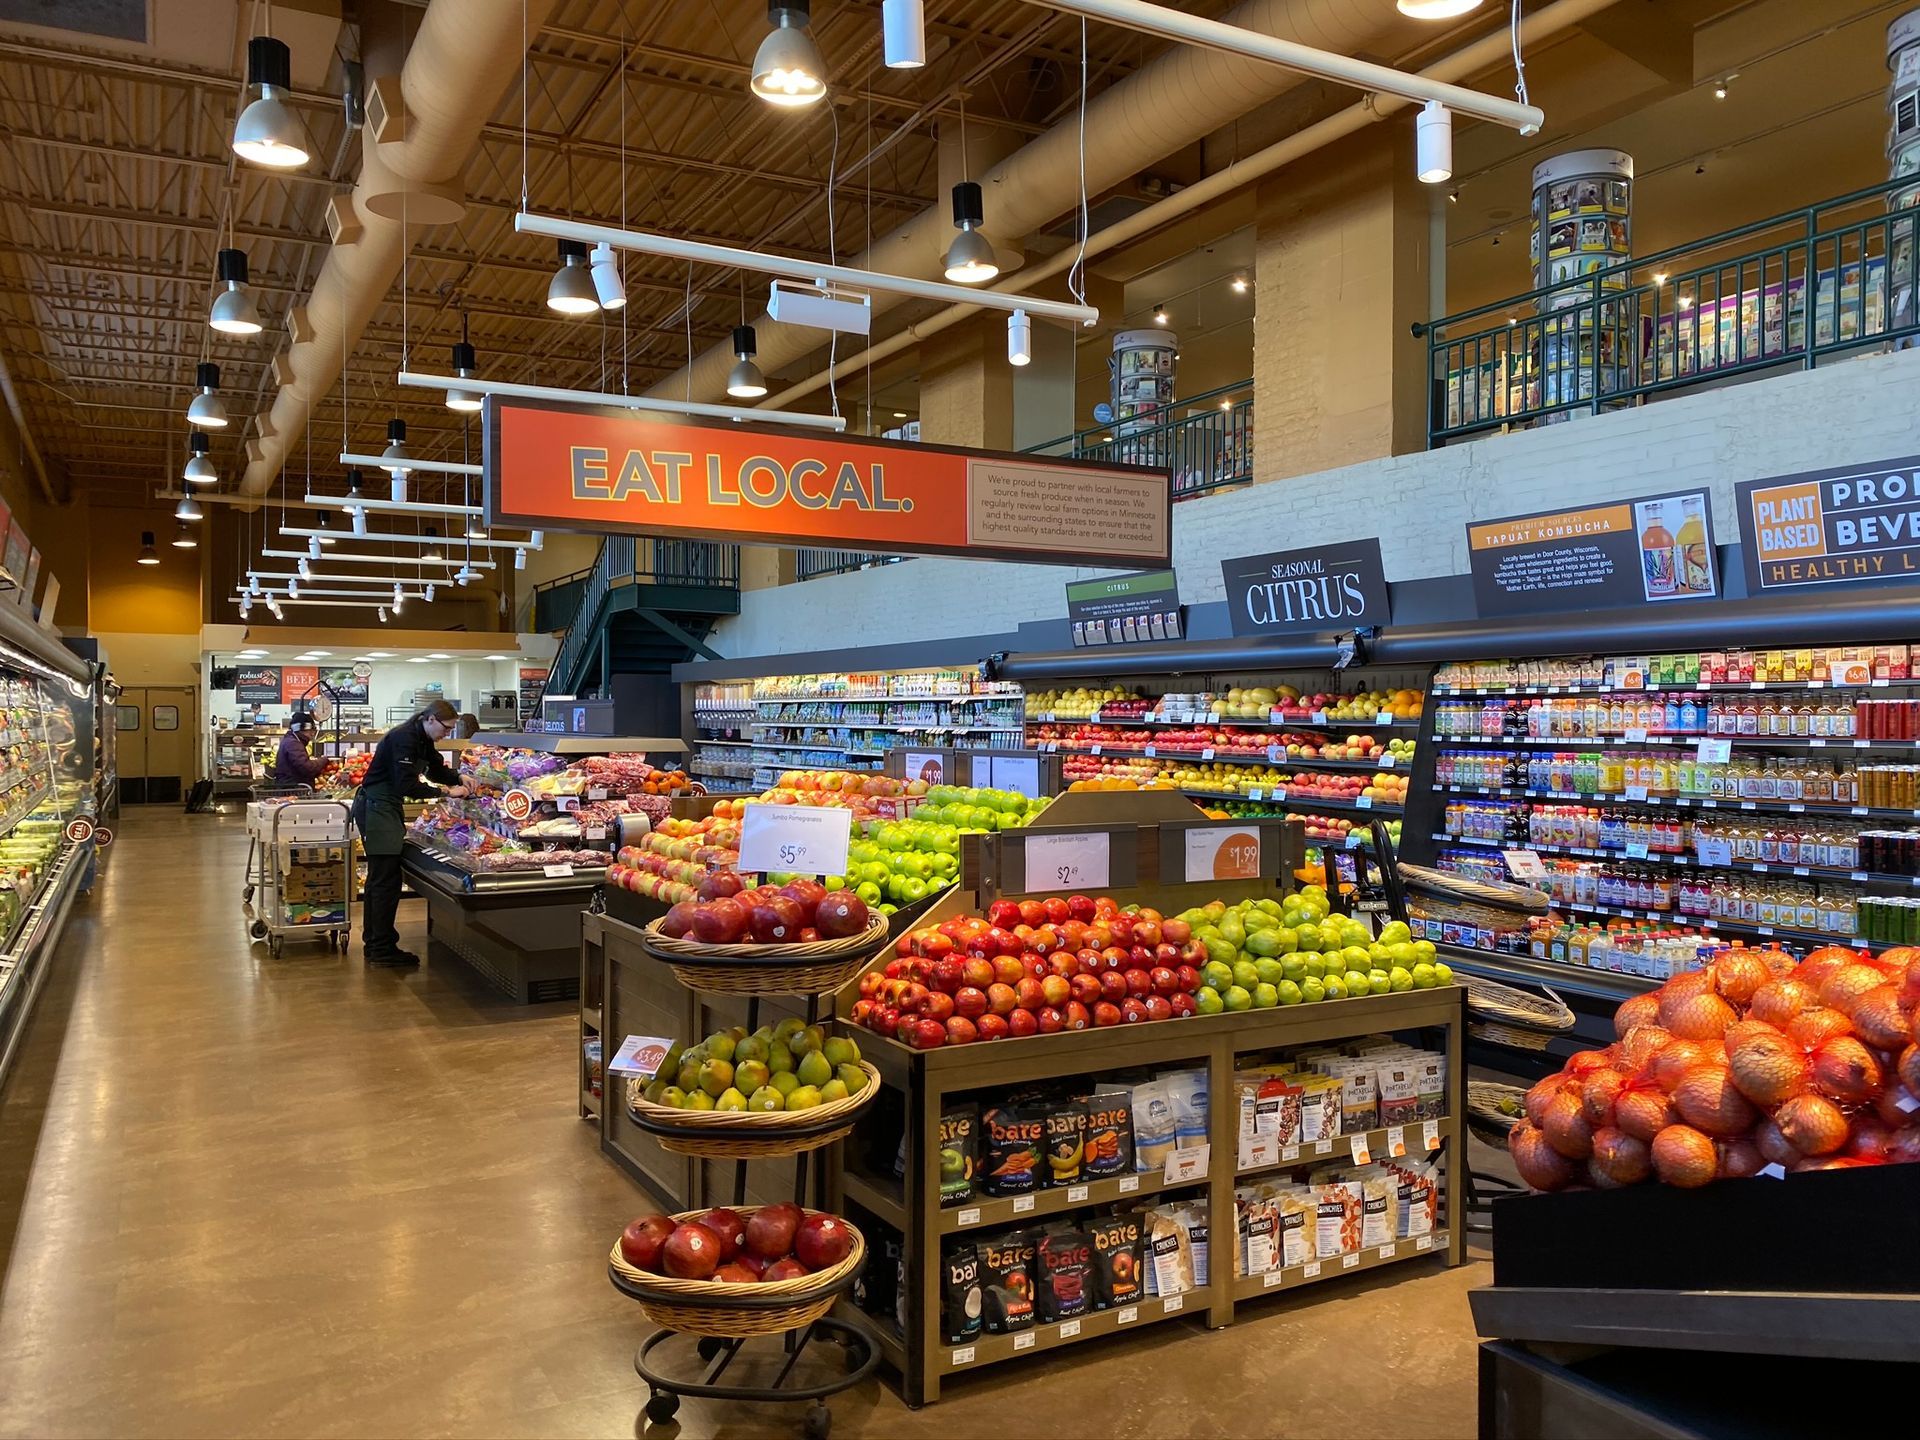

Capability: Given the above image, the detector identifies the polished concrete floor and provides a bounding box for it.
[0,810,1490,1438]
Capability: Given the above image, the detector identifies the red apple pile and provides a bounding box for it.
[658,875,872,946]
[849,894,1203,1049]
[1509,944,1920,1192]
[618,1204,856,1284]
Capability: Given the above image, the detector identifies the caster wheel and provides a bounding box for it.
[696,1336,725,1362]
[802,1402,830,1440]
[645,1391,679,1424]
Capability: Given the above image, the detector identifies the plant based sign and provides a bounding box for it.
[1737,455,1920,591]
[485,397,1171,568]
[1220,539,1389,637]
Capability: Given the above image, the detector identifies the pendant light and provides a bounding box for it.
[232,34,312,168]
[186,362,228,428]
[943,182,998,284]
[546,239,600,315]
[751,3,827,107]
[136,531,160,566]
[446,324,483,413]
[184,431,218,485]
[882,0,925,68]
[1007,308,1032,367]
[1416,100,1453,184]
[589,242,626,310]
[174,494,203,522]
[726,326,768,398]
[208,248,263,335]
[171,524,199,549]
[1397,0,1484,18]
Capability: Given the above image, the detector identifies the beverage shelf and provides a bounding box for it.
[1231,1230,1450,1304]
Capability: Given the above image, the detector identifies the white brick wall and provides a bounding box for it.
[712,348,1920,659]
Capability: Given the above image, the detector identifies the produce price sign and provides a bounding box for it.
[485,397,1172,568]
[1220,538,1390,638]
[1736,454,1920,593]
[738,803,853,878]
[1466,488,1717,617]
[1065,569,1183,646]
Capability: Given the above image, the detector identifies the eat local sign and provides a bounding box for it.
[483,397,1172,569]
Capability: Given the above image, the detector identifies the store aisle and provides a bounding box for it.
[0,810,1488,1439]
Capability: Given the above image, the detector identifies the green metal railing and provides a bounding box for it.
[1027,378,1255,499]
[1424,176,1920,445]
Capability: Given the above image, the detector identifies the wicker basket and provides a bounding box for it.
[607,1208,865,1337]
[624,1061,882,1158]
[640,911,891,996]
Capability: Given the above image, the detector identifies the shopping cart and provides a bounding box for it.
[242,790,355,956]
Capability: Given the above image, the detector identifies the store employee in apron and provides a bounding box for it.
[353,699,468,968]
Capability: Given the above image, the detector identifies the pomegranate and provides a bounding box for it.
[1540,1088,1595,1160]
[1614,1086,1677,1142]
[1716,1138,1764,1180]
[1754,1116,1802,1168]
[1774,1093,1850,1156]
[1810,1035,1885,1105]
[1524,1074,1570,1128]
[1509,1122,1578,1191]
[1726,1027,1810,1108]
[1818,963,1888,1015]
[1848,985,1913,1052]
[1613,991,1662,1038]
[1748,977,1819,1028]
[1650,1124,1719,1188]
[1786,1007,1855,1053]
[1671,1064,1759,1138]
[1711,952,1771,1006]
[1580,1068,1627,1129]
[1589,1126,1651,1185]
[1663,991,1738,1044]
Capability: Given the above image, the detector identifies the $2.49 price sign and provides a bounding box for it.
[737,803,854,878]
[1022,831,1111,894]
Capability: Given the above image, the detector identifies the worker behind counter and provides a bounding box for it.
[351,699,468,969]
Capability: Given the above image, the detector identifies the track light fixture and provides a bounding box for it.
[186,362,228,428]
[943,182,999,284]
[174,495,203,522]
[136,531,160,565]
[233,34,312,168]
[882,0,925,68]
[547,239,600,316]
[727,326,768,398]
[446,336,482,414]
[183,431,219,485]
[1396,0,1484,17]
[589,242,627,310]
[209,248,263,335]
[752,2,827,107]
[1417,100,1453,184]
[1007,308,1032,367]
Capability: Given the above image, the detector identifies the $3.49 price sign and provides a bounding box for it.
[1183,826,1262,883]
[1022,831,1110,894]
[737,803,854,878]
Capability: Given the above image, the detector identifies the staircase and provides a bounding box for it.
[538,536,740,704]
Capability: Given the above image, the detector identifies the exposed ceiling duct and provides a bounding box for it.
[645,0,1418,407]
[239,0,558,497]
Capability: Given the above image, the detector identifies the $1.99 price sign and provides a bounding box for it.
[737,803,854,878]
[1022,831,1111,894]
[1182,826,1262,883]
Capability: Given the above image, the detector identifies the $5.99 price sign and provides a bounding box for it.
[737,803,854,878]
[1022,831,1111,894]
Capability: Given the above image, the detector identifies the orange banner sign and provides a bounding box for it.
[484,398,1172,567]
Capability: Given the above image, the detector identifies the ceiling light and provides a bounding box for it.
[186,362,228,428]
[1396,0,1484,17]
[446,339,483,413]
[1230,276,1248,294]
[883,0,925,69]
[1416,100,1452,184]
[184,432,218,485]
[547,239,600,316]
[233,35,311,168]
[589,242,626,310]
[171,523,197,549]
[174,494,203,522]
[727,326,768,398]
[752,2,827,107]
[944,182,999,284]
[209,248,263,335]
[1007,308,1032,367]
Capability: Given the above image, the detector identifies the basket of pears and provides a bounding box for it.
[626,1017,881,1158]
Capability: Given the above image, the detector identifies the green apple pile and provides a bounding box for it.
[911,785,1050,832]
[1181,886,1453,1014]
[636,1018,870,1114]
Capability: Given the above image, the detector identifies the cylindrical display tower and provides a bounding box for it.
[1529,149,1634,417]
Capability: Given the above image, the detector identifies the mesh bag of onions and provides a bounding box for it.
[1509,946,1920,1191]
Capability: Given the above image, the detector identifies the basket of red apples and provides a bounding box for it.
[610,1203,865,1336]
[646,873,890,995]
